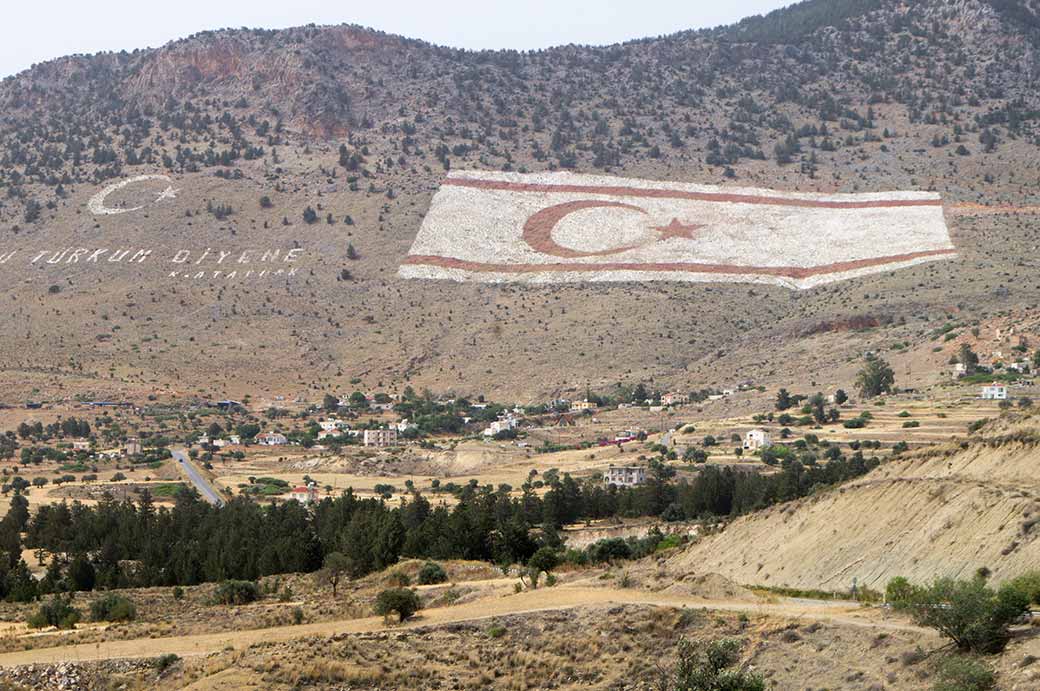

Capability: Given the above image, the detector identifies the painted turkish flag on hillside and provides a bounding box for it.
[399,171,956,289]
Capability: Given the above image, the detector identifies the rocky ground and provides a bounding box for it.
[4,601,1039,691]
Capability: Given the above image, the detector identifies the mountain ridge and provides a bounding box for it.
[0,0,1039,402]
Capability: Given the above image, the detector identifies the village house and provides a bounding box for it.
[662,392,690,406]
[570,399,596,412]
[981,383,1008,400]
[124,438,142,456]
[363,428,398,447]
[743,429,772,452]
[396,419,418,434]
[483,416,519,437]
[951,362,967,380]
[604,465,647,488]
[290,484,318,505]
[319,419,349,433]
[71,440,90,451]
[317,429,342,441]
[256,432,289,446]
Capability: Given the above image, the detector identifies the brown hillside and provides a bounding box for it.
[2,0,1040,402]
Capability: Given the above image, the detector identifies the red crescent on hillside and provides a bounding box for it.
[522,200,648,258]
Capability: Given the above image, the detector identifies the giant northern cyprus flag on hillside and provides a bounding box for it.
[400,171,955,289]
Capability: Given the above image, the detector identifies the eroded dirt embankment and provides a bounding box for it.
[668,423,1040,590]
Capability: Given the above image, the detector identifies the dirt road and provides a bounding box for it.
[0,584,929,667]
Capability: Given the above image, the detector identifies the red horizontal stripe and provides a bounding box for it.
[443,177,943,210]
[402,248,957,280]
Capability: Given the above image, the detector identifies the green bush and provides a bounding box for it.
[28,595,80,629]
[388,571,412,587]
[90,593,136,622]
[1005,571,1040,605]
[588,537,637,563]
[661,638,764,691]
[213,580,260,606]
[154,653,180,673]
[656,534,685,551]
[888,575,1030,653]
[886,576,916,608]
[932,655,995,691]
[417,561,448,585]
[374,587,422,622]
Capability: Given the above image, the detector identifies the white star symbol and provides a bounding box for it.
[155,186,180,203]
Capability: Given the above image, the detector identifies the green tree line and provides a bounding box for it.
[0,448,879,598]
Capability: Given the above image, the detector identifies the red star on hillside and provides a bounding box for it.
[653,218,705,241]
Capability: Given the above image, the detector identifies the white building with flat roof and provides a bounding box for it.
[483,416,519,437]
[743,429,772,452]
[363,428,398,447]
[981,383,1008,400]
[604,465,647,487]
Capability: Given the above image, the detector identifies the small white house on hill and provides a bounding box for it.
[290,485,318,505]
[483,416,519,437]
[981,383,1008,400]
[604,465,647,488]
[743,429,772,452]
[662,392,689,406]
[256,432,288,446]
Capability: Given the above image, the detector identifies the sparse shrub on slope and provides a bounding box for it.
[417,560,448,585]
[659,637,764,691]
[28,594,80,629]
[931,655,996,691]
[90,593,136,622]
[213,580,260,606]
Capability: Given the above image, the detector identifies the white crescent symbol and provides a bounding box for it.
[88,175,173,215]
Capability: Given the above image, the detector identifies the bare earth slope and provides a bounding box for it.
[667,415,1040,590]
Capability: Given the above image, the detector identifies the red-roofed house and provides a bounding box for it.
[290,485,318,505]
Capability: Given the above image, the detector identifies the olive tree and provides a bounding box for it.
[374,587,422,623]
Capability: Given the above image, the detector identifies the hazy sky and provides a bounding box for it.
[1,0,792,79]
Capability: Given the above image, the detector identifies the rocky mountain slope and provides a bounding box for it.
[1,0,1040,402]
[667,412,1040,590]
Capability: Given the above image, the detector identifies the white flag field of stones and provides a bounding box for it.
[399,171,956,290]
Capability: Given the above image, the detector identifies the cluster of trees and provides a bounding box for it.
[16,417,90,440]
[3,442,881,596]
